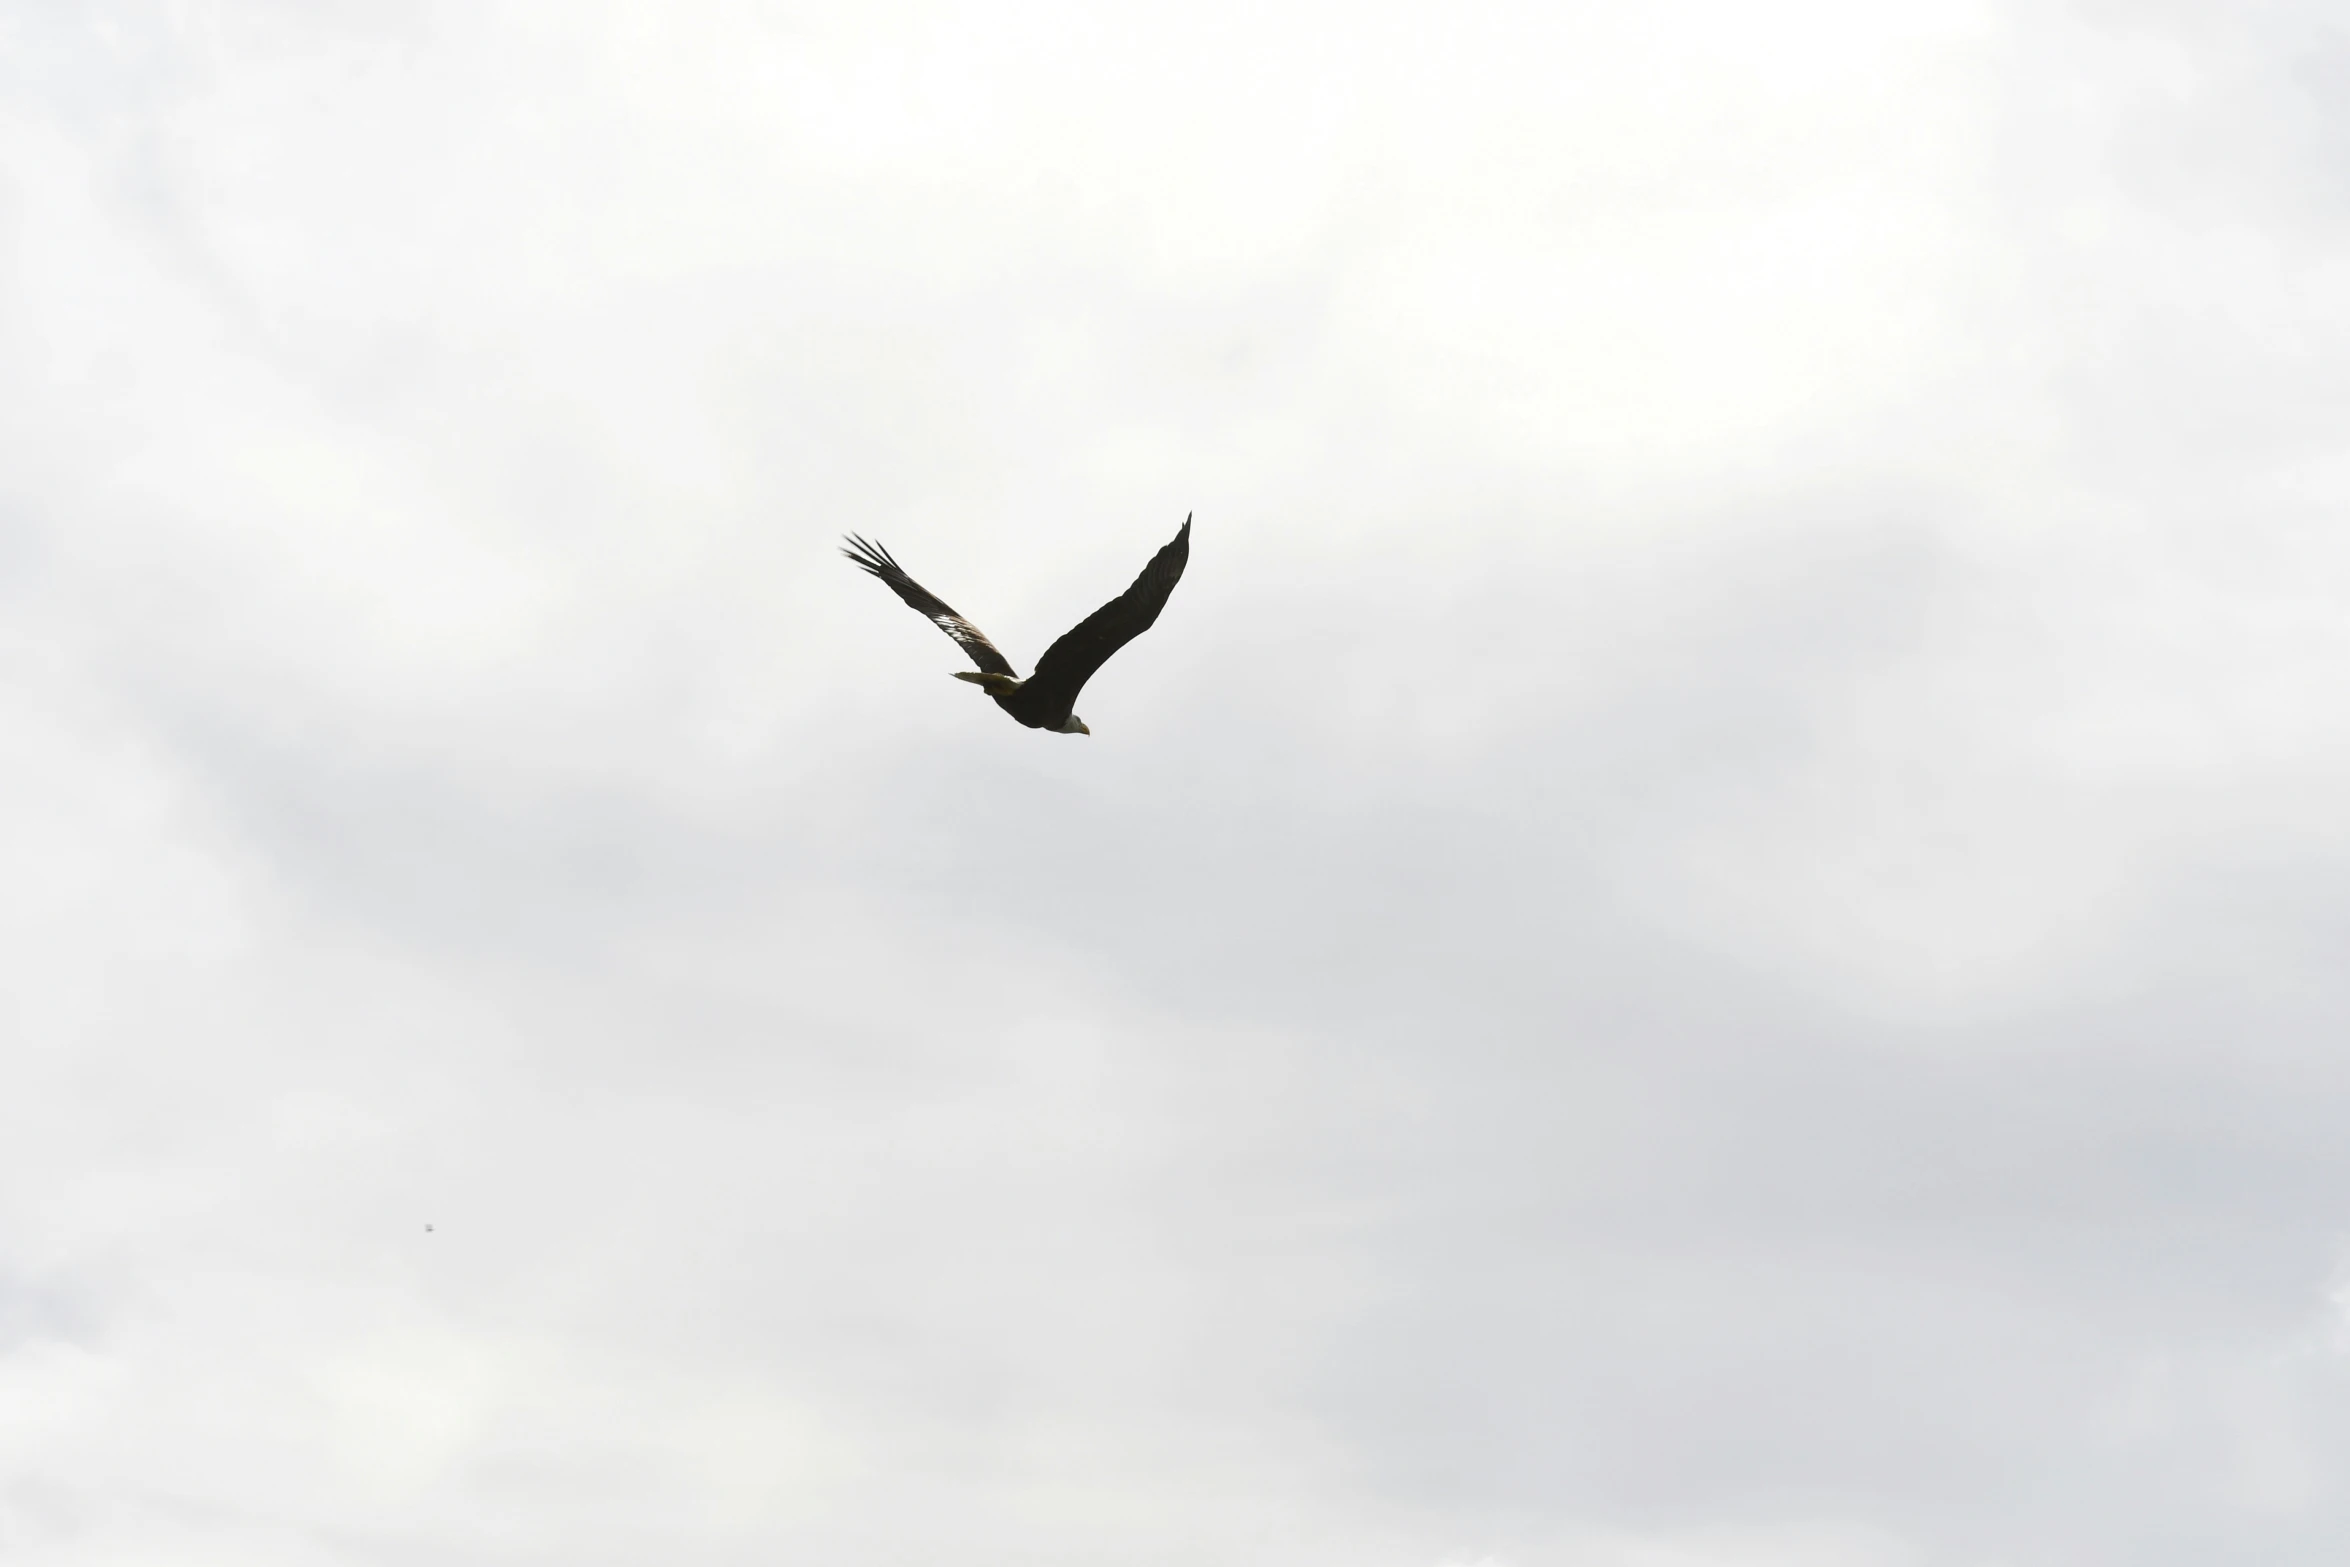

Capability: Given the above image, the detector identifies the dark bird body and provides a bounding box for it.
[842,517,1191,734]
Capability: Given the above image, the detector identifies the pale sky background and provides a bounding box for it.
[7,1,2350,1562]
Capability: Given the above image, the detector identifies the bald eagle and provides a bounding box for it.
[842,516,1190,735]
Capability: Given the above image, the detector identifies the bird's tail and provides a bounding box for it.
[952,671,1023,693]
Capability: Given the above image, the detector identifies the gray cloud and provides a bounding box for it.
[7,2,2350,1563]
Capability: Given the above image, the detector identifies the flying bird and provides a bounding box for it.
[842,516,1190,735]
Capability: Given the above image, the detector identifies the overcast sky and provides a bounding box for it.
[8,2,2350,1562]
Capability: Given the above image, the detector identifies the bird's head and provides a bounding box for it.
[1059,715,1091,735]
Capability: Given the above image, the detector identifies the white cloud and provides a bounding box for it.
[8,1,2350,1562]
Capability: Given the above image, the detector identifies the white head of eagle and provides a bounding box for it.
[842,517,1189,736]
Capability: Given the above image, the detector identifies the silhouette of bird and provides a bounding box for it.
[842,516,1191,734]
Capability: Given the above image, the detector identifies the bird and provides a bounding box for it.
[842,515,1190,735]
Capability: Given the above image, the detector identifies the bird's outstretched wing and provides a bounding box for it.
[841,535,1017,677]
[1011,516,1190,723]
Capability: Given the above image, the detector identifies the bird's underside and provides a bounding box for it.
[841,516,1191,734]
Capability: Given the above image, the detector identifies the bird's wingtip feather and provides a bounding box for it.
[840,533,896,574]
